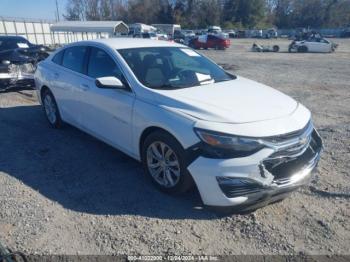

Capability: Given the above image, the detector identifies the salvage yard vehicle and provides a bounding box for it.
[251,43,279,52]
[0,36,51,91]
[35,38,322,211]
[189,34,230,50]
[288,38,337,53]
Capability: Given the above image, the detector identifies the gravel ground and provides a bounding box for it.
[0,38,349,256]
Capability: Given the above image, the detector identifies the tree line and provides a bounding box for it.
[64,0,350,29]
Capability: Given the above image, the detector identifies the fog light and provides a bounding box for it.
[216,177,265,198]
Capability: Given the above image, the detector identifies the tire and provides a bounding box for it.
[273,45,280,52]
[288,45,294,53]
[297,45,308,53]
[42,89,62,128]
[141,131,194,194]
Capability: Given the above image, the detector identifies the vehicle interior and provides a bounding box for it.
[118,47,234,89]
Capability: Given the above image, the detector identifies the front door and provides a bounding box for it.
[79,47,135,154]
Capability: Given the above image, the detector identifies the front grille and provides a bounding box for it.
[265,121,314,160]
[263,130,323,183]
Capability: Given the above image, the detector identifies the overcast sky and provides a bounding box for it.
[1,0,68,21]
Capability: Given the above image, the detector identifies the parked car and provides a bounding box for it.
[35,39,323,211]
[251,43,279,52]
[188,34,230,50]
[264,29,278,39]
[237,30,246,38]
[340,28,350,38]
[224,30,237,38]
[182,30,196,37]
[0,35,50,91]
[288,38,337,53]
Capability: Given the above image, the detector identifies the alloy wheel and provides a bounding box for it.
[44,94,57,124]
[146,141,181,188]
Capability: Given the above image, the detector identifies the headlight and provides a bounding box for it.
[194,128,264,158]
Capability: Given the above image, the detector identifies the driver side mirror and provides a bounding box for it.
[95,76,124,89]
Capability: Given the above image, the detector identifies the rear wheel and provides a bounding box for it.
[141,131,194,194]
[42,89,62,128]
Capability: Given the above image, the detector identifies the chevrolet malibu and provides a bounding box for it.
[34,39,322,211]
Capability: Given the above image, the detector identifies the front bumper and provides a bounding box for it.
[0,63,35,90]
[188,129,323,210]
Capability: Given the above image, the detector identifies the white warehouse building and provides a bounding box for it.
[50,21,129,43]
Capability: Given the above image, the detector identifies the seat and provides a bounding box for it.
[142,54,166,87]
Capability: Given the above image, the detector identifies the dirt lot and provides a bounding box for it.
[0,38,349,256]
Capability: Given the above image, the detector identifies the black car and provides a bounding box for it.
[0,36,51,91]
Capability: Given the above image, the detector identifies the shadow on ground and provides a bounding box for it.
[0,105,220,220]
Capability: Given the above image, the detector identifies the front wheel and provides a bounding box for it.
[42,89,62,128]
[141,131,194,194]
[297,45,308,53]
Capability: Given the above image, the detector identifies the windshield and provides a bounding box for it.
[118,47,235,89]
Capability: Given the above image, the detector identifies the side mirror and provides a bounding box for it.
[95,76,124,89]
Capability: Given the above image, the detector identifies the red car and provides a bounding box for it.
[189,34,230,50]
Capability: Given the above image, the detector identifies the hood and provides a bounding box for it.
[152,76,298,124]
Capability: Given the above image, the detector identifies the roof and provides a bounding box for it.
[0,35,27,40]
[78,38,185,50]
[50,21,129,34]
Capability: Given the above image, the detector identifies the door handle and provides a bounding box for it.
[80,84,90,91]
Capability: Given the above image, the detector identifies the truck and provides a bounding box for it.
[151,24,181,37]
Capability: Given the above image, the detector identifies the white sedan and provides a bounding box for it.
[289,38,337,53]
[34,39,322,211]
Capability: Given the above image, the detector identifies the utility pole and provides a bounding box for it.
[55,0,60,21]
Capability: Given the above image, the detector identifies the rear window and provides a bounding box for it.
[62,46,88,73]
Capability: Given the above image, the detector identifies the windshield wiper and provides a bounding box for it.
[152,84,187,90]
[215,78,232,83]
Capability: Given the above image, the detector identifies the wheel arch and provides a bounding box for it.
[40,85,50,101]
[39,85,63,120]
[138,126,181,160]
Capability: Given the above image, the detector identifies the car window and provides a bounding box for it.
[87,47,123,79]
[62,46,88,74]
[52,50,64,65]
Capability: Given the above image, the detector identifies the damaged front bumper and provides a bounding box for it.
[0,63,35,90]
[188,126,323,211]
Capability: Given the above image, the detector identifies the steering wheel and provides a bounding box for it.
[176,69,197,83]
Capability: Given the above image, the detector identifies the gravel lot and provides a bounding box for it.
[0,38,349,256]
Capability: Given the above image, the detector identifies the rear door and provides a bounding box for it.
[50,46,89,125]
[79,46,135,153]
